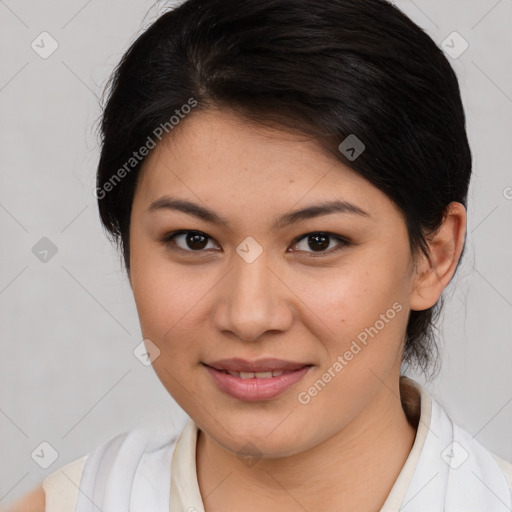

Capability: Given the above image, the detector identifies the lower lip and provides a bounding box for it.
[204,365,311,401]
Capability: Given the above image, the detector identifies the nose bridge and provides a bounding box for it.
[212,249,292,342]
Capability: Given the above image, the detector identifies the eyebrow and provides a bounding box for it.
[147,195,369,230]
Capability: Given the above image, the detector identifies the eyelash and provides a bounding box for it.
[160,230,351,258]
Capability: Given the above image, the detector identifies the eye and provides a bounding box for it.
[161,230,219,253]
[161,230,350,257]
[289,232,350,258]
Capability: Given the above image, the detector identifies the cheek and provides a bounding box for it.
[130,255,236,402]
[130,254,199,355]
[294,267,408,421]
[130,259,209,404]
[298,265,410,417]
[131,240,201,330]
[302,263,405,349]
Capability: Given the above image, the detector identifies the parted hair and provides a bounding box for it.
[96,0,472,377]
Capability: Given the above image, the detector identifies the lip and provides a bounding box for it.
[203,359,312,401]
[204,357,309,373]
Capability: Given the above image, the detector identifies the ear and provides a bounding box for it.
[409,201,467,311]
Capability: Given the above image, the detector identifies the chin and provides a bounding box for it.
[202,411,315,458]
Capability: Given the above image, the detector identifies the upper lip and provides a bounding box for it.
[204,358,311,373]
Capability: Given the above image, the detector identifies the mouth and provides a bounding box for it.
[208,368,290,379]
[203,357,310,373]
[202,358,313,401]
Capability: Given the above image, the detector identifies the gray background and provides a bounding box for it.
[1,0,511,505]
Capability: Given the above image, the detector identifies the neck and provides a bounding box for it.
[196,376,418,512]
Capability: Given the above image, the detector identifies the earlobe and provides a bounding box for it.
[409,202,467,311]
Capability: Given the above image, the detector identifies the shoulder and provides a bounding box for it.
[407,378,512,500]
[452,420,512,483]
[490,451,512,491]
[41,454,88,511]
[447,413,512,506]
[2,455,87,512]
[3,486,45,512]
[4,423,187,512]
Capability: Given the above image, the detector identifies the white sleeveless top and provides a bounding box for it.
[42,378,512,511]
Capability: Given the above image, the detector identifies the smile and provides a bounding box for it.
[220,369,285,379]
[202,361,312,401]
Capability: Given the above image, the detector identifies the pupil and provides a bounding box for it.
[187,232,207,250]
[309,233,329,251]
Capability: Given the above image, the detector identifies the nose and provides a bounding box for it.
[211,252,294,343]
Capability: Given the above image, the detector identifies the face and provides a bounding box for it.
[128,108,418,457]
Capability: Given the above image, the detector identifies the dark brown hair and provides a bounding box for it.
[95,0,471,377]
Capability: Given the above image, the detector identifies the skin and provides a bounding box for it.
[4,487,45,512]
[127,108,466,511]
[7,107,466,512]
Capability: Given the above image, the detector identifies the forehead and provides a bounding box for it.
[132,108,394,223]
[140,109,338,182]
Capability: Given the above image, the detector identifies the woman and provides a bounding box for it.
[9,0,511,510]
